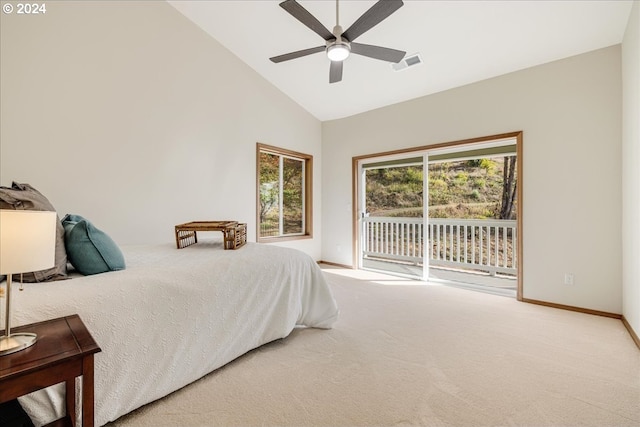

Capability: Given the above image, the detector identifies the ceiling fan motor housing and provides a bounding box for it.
[326,25,351,61]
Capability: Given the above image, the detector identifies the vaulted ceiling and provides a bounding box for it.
[168,1,633,121]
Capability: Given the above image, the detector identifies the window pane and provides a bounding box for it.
[282,157,304,235]
[259,152,280,238]
[257,143,312,242]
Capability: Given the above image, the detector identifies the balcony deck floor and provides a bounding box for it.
[362,258,517,298]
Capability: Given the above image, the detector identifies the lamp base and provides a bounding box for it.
[0,333,37,356]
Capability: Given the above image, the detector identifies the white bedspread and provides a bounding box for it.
[13,242,339,426]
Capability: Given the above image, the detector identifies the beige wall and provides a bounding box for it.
[0,1,323,258]
[322,46,622,314]
[622,1,640,337]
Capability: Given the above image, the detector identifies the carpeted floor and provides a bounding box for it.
[107,267,640,427]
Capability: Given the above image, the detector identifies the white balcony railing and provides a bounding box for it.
[362,217,517,276]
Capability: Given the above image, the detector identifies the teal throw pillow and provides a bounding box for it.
[62,214,125,275]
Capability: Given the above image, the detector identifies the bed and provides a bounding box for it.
[12,240,339,426]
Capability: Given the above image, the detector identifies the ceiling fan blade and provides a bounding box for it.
[342,0,404,43]
[270,46,326,63]
[351,42,405,63]
[280,0,336,42]
[329,61,343,84]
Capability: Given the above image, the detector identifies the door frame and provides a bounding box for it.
[351,131,523,300]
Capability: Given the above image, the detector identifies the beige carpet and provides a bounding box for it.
[107,267,640,427]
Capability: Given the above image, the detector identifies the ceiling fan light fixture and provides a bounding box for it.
[327,42,350,61]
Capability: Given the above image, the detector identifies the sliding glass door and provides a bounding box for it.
[357,153,429,280]
[355,135,520,298]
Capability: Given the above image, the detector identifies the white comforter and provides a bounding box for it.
[14,242,339,426]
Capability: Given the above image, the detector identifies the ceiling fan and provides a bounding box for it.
[270,0,406,84]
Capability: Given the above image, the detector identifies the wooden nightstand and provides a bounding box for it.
[0,315,101,427]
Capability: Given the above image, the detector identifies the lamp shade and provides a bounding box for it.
[0,210,57,275]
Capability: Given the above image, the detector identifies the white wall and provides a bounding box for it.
[1,1,631,318]
[622,1,640,337]
[0,1,323,258]
[322,46,622,314]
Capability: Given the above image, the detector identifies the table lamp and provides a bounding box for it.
[0,209,57,356]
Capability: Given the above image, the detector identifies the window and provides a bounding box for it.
[256,143,312,241]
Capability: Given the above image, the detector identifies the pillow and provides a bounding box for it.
[0,182,68,282]
[62,214,126,275]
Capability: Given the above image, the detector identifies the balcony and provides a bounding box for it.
[362,216,517,295]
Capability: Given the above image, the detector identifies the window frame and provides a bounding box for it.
[256,143,313,242]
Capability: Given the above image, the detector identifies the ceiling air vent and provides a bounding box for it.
[392,53,423,72]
